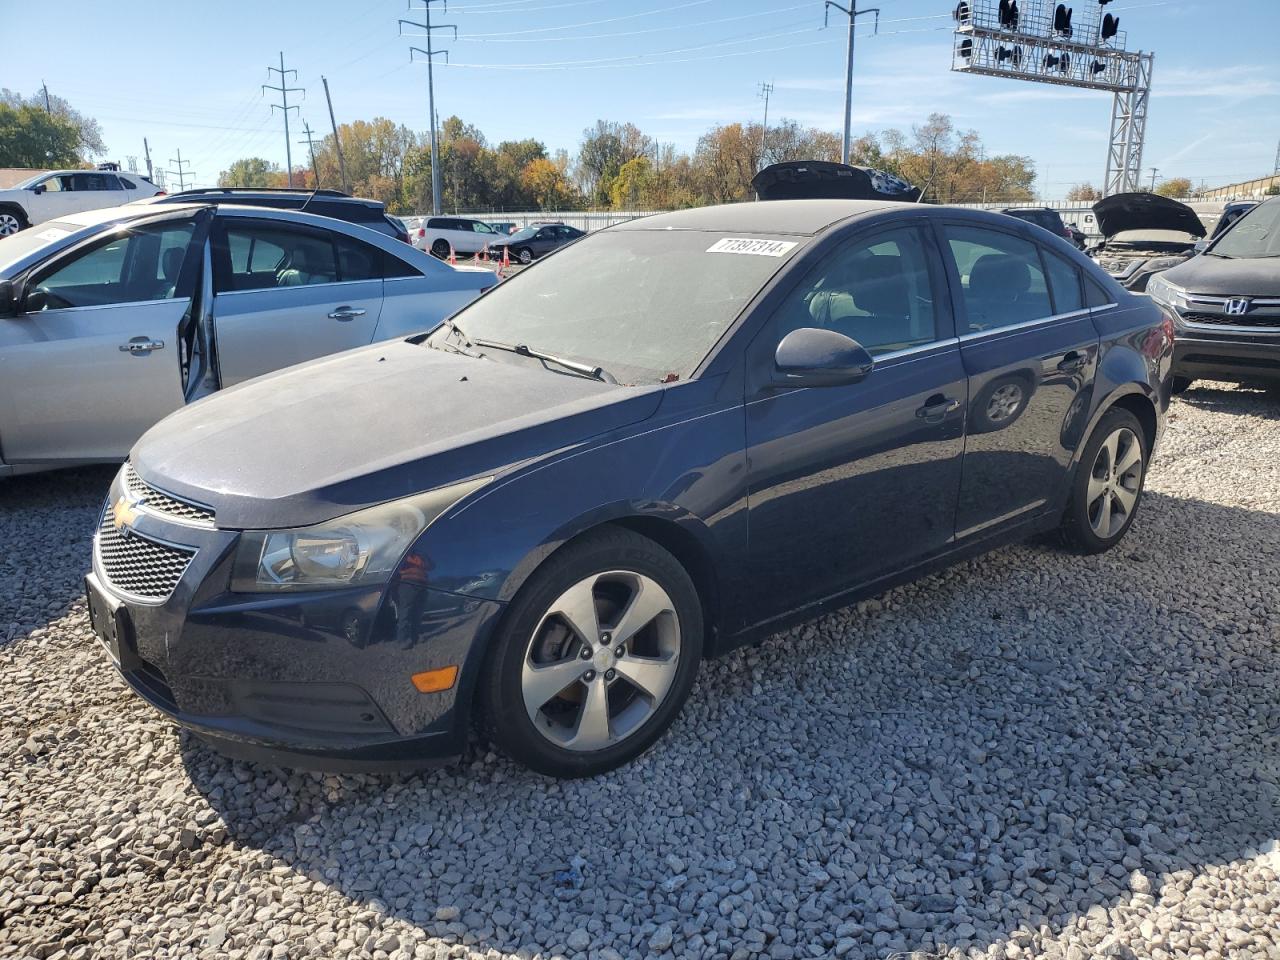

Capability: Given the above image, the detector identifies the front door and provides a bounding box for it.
[0,215,202,462]
[210,217,383,386]
[744,223,967,626]
[935,222,1100,538]
[25,174,82,224]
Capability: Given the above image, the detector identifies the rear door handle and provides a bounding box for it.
[119,337,164,354]
[916,394,961,420]
[328,306,367,321]
[1058,351,1087,373]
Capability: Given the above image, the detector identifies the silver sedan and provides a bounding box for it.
[0,203,495,475]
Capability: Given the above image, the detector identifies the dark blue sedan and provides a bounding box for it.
[86,200,1173,778]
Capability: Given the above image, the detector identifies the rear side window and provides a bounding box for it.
[943,225,1051,334]
[1042,250,1084,314]
[426,218,447,229]
[335,234,381,282]
[216,221,338,292]
[1085,277,1113,307]
[382,252,420,278]
[119,177,136,190]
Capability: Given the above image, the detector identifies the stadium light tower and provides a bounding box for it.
[951,0,1154,195]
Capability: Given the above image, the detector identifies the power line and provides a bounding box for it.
[263,52,304,187]
[461,0,713,38]
[402,0,457,216]
[167,149,194,191]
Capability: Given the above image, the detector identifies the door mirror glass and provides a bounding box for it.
[774,327,874,387]
[32,183,46,195]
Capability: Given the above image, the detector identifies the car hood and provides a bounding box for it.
[1092,193,1205,239]
[1159,254,1280,298]
[132,339,664,529]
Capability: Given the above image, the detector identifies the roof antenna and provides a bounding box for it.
[299,180,322,215]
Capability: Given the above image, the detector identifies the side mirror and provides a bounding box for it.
[773,327,875,388]
[0,280,17,317]
[32,184,46,195]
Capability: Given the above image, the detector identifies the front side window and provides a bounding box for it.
[216,222,338,292]
[429,229,802,384]
[944,226,1051,334]
[472,221,495,235]
[36,176,67,193]
[25,220,195,310]
[773,226,939,356]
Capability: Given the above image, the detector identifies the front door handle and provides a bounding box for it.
[916,394,961,421]
[328,306,367,321]
[1058,351,1087,373]
[119,337,164,355]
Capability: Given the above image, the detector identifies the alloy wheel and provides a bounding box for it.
[1086,426,1142,539]
[521,571,680,752]
[0,213,20,237]
[518,248,533,265]
[986,383,1024,422]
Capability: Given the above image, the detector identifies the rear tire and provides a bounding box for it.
[478,527,703,778]
[1170,376,1193,396]
[1060,407,1148,555]
[0,206,27,237]
[430,239,450,259]
[517,247,533,265]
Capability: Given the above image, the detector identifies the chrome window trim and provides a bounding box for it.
[22,295,192,314]
[214,277,382,298]
[957,306,1095,343]
[873,337,961,364]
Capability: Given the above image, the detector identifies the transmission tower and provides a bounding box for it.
[823,1,880,165]
[166,149,194,191]
[263,52,304,187]
[951,0,1154,196]
[401,0,456,215]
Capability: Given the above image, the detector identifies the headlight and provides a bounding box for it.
[1145,273,1185,308]
[230,477,491,592]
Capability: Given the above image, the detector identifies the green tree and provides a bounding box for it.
[0,88,105,162]
[218,157,283,188]
[0,102,86,168]
[576,120,653,205]
[1066,183,1103,202]
[1154,177,1193,198]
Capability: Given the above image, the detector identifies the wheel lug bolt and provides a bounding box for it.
[605,669,616,681]
[583,670,596,682]
[615,645,625,657]
[580,647,592,659]
[601,632,612,644]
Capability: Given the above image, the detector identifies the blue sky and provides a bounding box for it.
[2,0,1276,198]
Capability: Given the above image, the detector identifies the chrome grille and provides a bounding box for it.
[1182,311,1280,329]
[97,509,195,601]
[123,463,215,525]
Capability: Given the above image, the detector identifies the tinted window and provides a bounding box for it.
[426,218,447,229]
[119,177,136,190]
[774,226,938,356]
[71,173,113,192]
[944,226,1051,334]
[217,222,338,292]
[382,252,420,278]
[1042,250,1084,313]
[335,234,380,281]
[27,221,195,309]
[1085,277,1112,307]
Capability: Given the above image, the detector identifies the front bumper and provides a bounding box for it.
[88,473,505,771]
[1173,332,1280,386]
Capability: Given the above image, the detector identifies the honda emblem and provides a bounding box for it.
[1224,298,1250,316]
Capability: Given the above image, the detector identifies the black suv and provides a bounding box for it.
[1147,197,1280,394]
[1000,207,1083,248]
[140,188,411,244]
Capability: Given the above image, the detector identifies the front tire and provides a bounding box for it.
[0,207,27,237]
[1060,407,1148,554]
[1170,376,1193,396]
[478,528,703,778]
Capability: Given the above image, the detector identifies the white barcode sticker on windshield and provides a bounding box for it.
[706,237,798,257]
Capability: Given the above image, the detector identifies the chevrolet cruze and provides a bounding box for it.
[86,200,1172,778]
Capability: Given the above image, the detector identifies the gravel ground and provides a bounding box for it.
[3,384,1280,960]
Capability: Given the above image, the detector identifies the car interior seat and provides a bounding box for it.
[276,244,335,287]
[965,253,1049,331]
[811,254,914,351]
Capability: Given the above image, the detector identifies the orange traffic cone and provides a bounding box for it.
[448,243,457,266]
[479,243,489,262]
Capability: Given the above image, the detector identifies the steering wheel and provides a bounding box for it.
[29,286,74,312]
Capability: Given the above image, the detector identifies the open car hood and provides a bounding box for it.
[1092,192,1205,239]
[752,161,921,202]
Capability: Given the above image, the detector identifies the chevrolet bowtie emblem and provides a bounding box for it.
[112,494,142,532]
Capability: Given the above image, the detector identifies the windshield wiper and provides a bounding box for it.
[471,337,618,384]
[1204,252,1235,259]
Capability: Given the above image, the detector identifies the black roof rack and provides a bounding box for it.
[169,187,353,198]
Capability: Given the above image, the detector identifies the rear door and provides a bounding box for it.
[67,172,124,216]
[209,215,383,386]
[937,221,1099,538]
[0,212,206,462]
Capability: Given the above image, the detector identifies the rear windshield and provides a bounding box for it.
[430,229,804,384]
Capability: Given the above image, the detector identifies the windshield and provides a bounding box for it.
[1210,200,1280,259]
[508,227,536,241]
[13,172,54,189]
[428,229,803,384]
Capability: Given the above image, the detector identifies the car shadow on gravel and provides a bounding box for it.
[175,487,1280,960]
[0,465,115,648]
[1176,384,1280,419]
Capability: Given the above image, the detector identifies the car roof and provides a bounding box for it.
[612,199,901,236]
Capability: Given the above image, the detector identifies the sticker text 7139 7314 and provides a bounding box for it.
[706,238,799,257]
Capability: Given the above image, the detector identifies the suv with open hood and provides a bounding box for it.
[1088,192,1205,292]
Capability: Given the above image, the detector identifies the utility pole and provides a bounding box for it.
[402,1,457,216]
[1274,138,1279,175]
[167,149,194,191]
[1148,167,1159,191]
[41,81,51,114]
[824,0,879,165]
[757,81,774,167]
[143,138,153,180]
[298,121,323,188]
[263,52,304,187]
[321,77,350,194]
